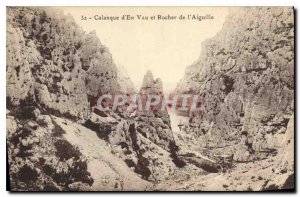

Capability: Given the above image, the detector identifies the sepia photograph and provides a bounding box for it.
[6,6,295,191]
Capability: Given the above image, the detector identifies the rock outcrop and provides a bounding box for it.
[140,70,163,95]
[174,7,294,174]
[138,71,174,149]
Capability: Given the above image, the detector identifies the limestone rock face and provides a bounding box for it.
[260,114,294,190]
[174,7,294,162]
[6,7,134,121]
[83,31,120,97]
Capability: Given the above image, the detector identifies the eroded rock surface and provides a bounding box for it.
[84,71,180,182]
[7,6,294,191]
[173,7,294,189]
[7,7,135,122]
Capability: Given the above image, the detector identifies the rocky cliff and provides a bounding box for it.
[7,7,135,122]
[6,7,178,190]
[6,7,136,191]
[174,7,294,186]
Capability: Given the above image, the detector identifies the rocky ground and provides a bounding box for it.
[159,110,294,191]
[6,7,294,191]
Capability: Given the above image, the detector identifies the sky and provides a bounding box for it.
[63,7,229,94]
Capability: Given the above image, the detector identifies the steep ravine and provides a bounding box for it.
[7,7,294,191]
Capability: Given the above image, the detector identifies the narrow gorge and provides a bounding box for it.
[6,7,294,191]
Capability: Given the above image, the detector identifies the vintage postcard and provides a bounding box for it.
[6,6,294,191]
